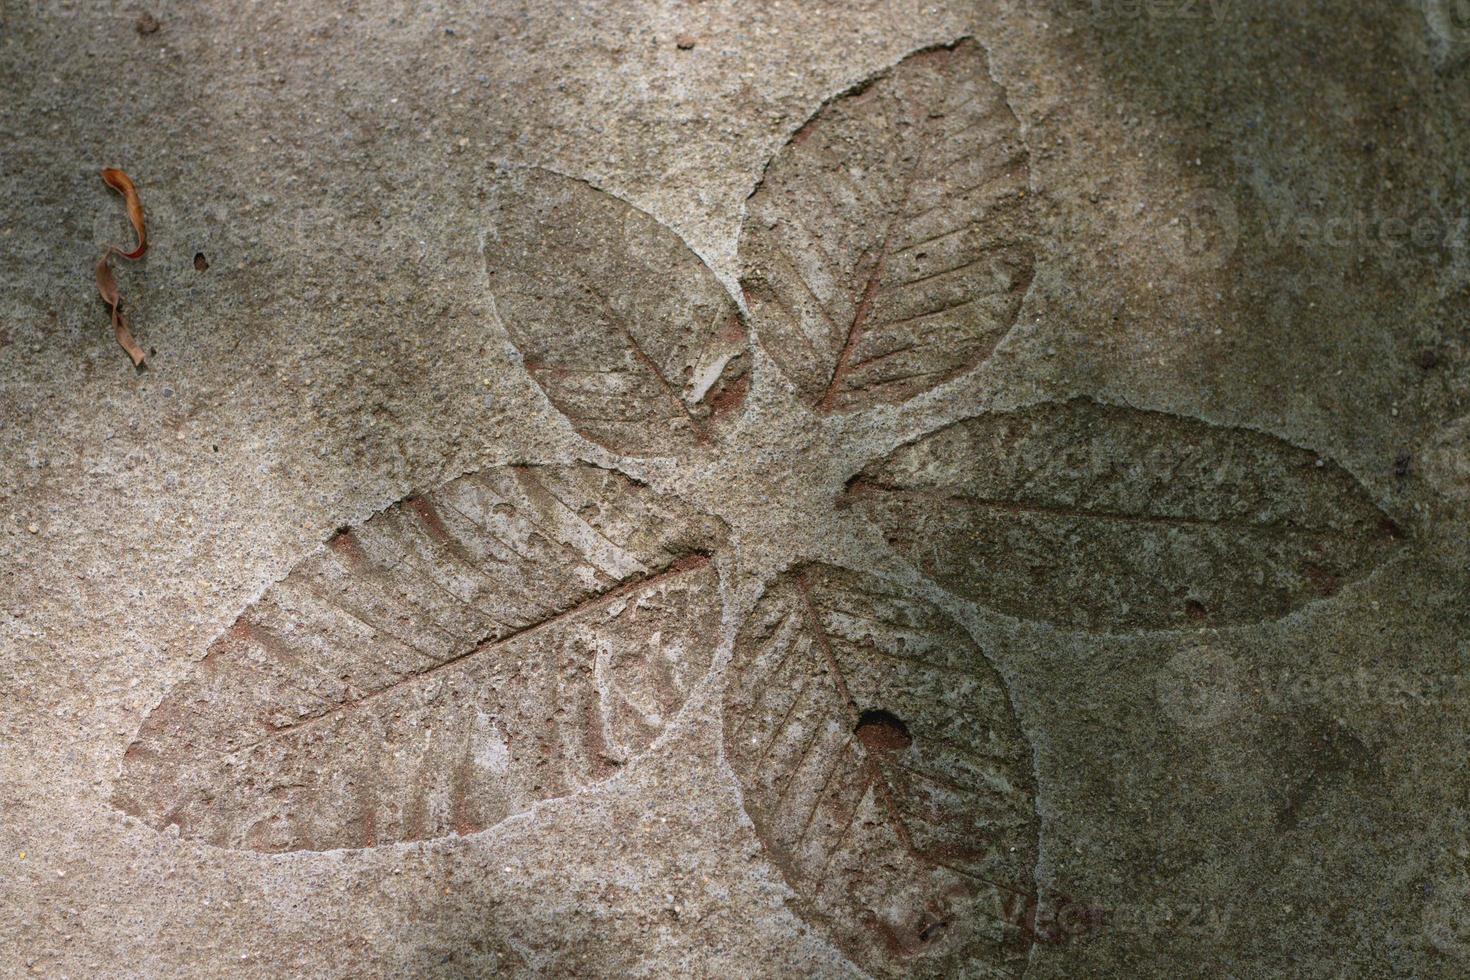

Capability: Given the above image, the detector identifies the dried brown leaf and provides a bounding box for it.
[93,253,118,307]
[94,253,146,368]
[95,169,149,367]
[101,167,147,260]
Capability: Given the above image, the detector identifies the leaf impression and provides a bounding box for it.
[723,564,1038,977]
[484,169,750,457]
[738,38,1035,413]
[842,398,1402,632]
[115,464,727,852]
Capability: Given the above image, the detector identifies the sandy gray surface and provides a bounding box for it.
[3,0,1470,976]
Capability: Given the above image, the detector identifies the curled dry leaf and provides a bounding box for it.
[114,464,727,851]
[484,169,750,457]
[724,564,1038,978]
[739,37,1035,413]
[94,253,146,368]
[95,168,148,367]
[843,398,1401,632]
[101,167,147,259]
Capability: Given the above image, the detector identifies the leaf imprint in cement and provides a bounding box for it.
[115,464,726,852]
[484,169,749,457]
[843,399,1401,632]
[738,37,1035,413]
[723,564,1037,977]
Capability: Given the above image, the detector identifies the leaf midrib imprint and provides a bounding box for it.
[493,281,714,440]
[844,480,1372,538]
[790,569,924,863]
[219,554,711,763]
[788,567,1034,920]
[817,83,987,412]
[575,276,714,442]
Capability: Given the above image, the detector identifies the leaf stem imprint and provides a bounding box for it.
[227,553,711,759]
[816,112,940,412]
[845,479,1367,537]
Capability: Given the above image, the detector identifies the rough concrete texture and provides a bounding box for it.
[3,0,1470,976]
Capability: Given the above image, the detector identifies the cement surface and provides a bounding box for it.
[3,1,1470,976]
